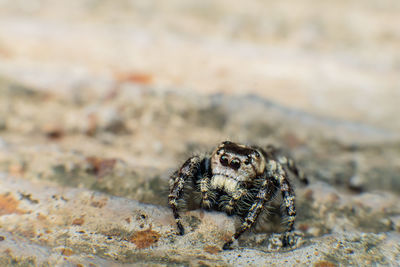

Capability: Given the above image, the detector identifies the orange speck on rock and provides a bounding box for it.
[204,245,221,254]
[42,124,64,140]
[303,189,314,201]
[86,113,98,136]
[116,72,153,85]
[86,157,116,178]
[283,132,304,148]
[21,228,36,238]
[0,193,25,215]
[90,196,108,208]
[129,229,160,249]
[298,223,309,231]
[0,45,12,58]
[61,248,74,256]
[37,213,47,221]
[72,217,85,226]
[314,260,337,267]
[326,192,340,203]
[9,163,25,176]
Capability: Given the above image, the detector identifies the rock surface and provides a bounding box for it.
[0,0,400,266]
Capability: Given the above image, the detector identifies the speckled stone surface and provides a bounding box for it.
[0,85,399,266]
[0,0,400,265]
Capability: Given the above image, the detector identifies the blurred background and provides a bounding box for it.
[1,0,400,131]
[0,0,400,265]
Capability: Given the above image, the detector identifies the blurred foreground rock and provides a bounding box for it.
[0,80,400,265]
[0,174,399,266]
[0,174,238,266]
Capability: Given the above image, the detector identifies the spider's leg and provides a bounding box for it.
[266,160,300,247]
[168,156,201,235]
[284,156,308,185]
[223,174,275,250]
[273,161,296,234]
[267,145,308,185]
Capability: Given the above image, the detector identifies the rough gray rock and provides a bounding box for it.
[0,83,399,266]
[0,0,399,265]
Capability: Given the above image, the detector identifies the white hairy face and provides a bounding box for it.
[210,141,265,194]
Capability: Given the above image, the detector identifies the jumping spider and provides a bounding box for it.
[168,141,308,250]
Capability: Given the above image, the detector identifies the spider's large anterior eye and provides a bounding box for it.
[220,154,229,166]
[230,158,241,170]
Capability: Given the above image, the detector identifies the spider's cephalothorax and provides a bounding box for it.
[168,141,308,250]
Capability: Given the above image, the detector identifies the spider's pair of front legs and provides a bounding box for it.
[168,145,304,250]
[221,160,297,250]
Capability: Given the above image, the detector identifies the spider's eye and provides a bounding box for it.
[244,158,251,165]
[230,158,241,170]
[254,151,260,158]
[220,154,229,166]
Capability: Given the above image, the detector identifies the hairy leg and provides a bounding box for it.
[272,160,299,247]
[223,174,275,250]
[266,145,308,185]
[265,159,297,233]
[279,172,296,233]
[168,156,201,235]
[285,157,308,185]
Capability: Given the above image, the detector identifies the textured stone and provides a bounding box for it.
[0,0,399,265]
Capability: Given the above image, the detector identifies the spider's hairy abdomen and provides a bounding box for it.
[168,141,308,250]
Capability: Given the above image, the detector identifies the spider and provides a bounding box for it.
[168,141,308,250]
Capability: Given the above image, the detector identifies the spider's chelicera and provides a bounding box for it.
[168,141,308,250]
